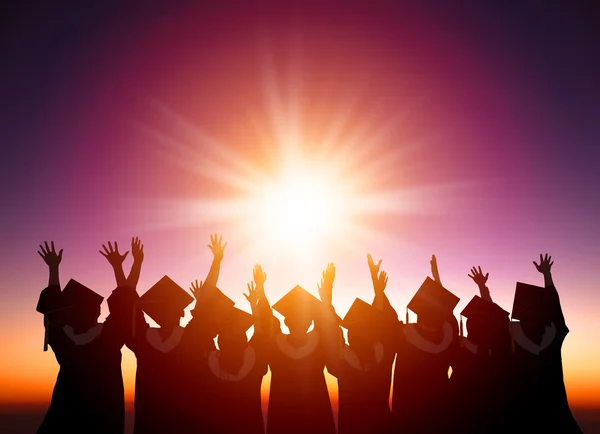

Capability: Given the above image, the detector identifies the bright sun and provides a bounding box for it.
[255,168,345,251]
[133,47,460,271]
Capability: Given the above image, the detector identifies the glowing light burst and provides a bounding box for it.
[132,54,471,273]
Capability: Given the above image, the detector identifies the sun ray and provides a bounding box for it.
[128,40,481,280]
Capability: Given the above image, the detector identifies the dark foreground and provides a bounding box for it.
[1,407,599,433]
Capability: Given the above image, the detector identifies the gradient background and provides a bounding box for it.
[2,1,599,432]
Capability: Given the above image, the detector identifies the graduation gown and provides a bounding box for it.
[37,285,134,434]
[508,285,581,433]
[391,317,459,434]
[333,294,397,434]
[448,337,511,434]
[127,307,215,434]
[203,333,269,433]
[266,321,336,434]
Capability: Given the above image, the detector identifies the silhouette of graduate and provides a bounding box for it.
[201,265,271,434]
[508,254,582,433]
[323,254,398,434]
[448,266,512,434]
[391,255,460,434]
[263,263,338,434]
[101,235,227,434]
[36,241,137,434]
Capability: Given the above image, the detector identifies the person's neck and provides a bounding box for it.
[287,332,308,347]
[417,322,445,342]
[158,324,178,339]
[219,349,245,373]
[73,322,96,334]
[521,324,545,346]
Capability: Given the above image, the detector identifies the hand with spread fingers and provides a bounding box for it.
[245,282,259,309]
[375,270,389,294]
[38,241,63,268]
[253,264,267,295]
[367,254,387,294]
[131,237,144,263]
[534,253,554,276]
[190,279,206,301]
[318,262,336,306]
[468,266,489,288]
[208,234,227,261]
[100,241,129,268]
[534,253,555,287]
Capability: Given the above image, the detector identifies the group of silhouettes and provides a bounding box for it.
[36,235,582,434]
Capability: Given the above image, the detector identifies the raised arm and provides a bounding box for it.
[468,266,493,302]
[38,241,63,288]
[317,263,345,375]
[99,241,128,288]
[533,253,566,327]
[37,241,64,318]
[367,254,399,352]
[204,234,227,288]
[431,254,442,286]
[367,254,393,311]
[126,237,144,289]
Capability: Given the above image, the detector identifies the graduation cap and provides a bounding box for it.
[62,279,104,311]
[407,277,460,318]
[511,282,549,321]
[39,279,103,351]
[217,306,255,334]
[460,295,510,338]
[273,285,323,321]
[194,285,236,325]
[462,295,509,321]
[341,298,378,334]
[137,276,194,326]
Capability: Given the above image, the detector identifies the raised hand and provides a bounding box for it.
[468,266,489,287]
[367,253,382,278]
[533,253,554,276]
[190,279,205,300]
[253,264,267,296]
[131,237,144,262]
[375,270,388,294]
[245,282,259,308]
[208,234,227,261]
[100,241,129,268]
[430,254,442,285]
[318,262,336,306]
[38,241,63,268]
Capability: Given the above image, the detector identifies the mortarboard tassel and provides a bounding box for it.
[405,307,409,325]
[43,315,49,352]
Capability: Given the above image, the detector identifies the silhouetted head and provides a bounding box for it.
[69,305,101,332]
[217,329,249,356]
[417,311,445,329]
[465,317,489,345]
[462,295,510,348]
[512,282,552,327]
[153,307,185,329]
[216,306,254,355]
[284,314,313,336]
[273,285,321,337]
[61,279,104,331]
[343,298,379,358]
[139,275,193,330]
[409,277,460,330]
[348,329,377,360]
